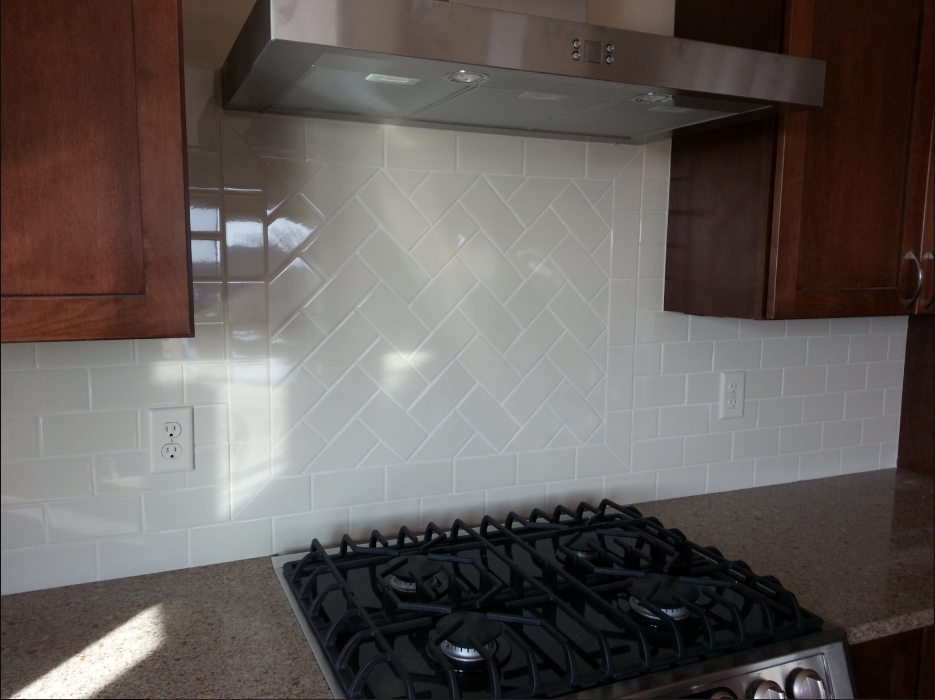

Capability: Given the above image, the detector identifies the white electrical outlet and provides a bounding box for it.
[149,407,194,472]
[718,371,745,419]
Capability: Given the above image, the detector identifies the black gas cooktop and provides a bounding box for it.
[281,499,824,699]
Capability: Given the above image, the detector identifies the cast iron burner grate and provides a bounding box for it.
[282,499,822,699]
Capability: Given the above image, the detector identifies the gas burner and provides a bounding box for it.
[435,612,502,664]
[385,555,442,594]
[561,531,602,561]
[624,573,700,623]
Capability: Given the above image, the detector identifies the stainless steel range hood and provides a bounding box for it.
[222,0,825,144]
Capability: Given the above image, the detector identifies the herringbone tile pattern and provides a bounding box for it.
[242,119,636,476]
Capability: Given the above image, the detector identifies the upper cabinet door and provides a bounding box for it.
[769,0,934,318]
[0,0,193,342]
[666,0,933,319]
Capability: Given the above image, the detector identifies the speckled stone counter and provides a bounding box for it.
[631,468,934,645]
[2,469,932,699]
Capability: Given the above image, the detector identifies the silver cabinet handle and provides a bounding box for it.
[900,251,923,308]
[922,252,934,308]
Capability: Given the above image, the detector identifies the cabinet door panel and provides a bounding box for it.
[0,0,145,296]
[0,0,192,341]
[771,0,932,317]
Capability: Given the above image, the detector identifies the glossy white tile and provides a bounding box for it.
[48,496,141,544]
[1,506,46,551]
[98,530,188,582]
[2,543,97,595]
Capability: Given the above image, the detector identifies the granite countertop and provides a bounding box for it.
[1,469,932,699]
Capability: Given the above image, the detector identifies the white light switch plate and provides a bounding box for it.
[149,406,194,472]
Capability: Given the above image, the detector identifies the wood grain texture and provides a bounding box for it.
[666,0,784,320]
[668,0,933,320]
[850,625,934,699]
[898,315,934,477]
[0,0,144,296]
[0,0,193,341]
[771,0,931,318]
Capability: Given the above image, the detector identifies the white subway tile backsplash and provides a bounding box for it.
[745,369,783,399]
[48,496,141,543]
[656,464,706,499]
[349,499,421,541]
[313,466,385,509]
[37,341,133,369]
[235,476,311,520]
[848,334,890,362]
[144,484,231,531]
[385,461,453,500]
[91,365,183,410]
[2,369,89,416]
[1,506,46,551]
[2,543,97,595]
[632,437,683,471]
[42,411,137,457]
[307,119,383,167]
[840,444,882,473]
[518,448,575,484]
[1,343,37,371]
[782,366,827,396]
[688,316,739,342]
[94,451,185,495]
[633,374,685,408]
[761,337,807,368]
[754,454,800,486]
[843,389,886,419]
[0,90,910,595]
[658,405,709,437]
[458,132,523,175]
[683,433,732,466]
[706,460,755,493]
[1,416,41,461]
[99,530,188,581]
[866,361,905,389]
[822,420,864,449]
[779,423,823,454]
[274,508,350,552]
[825,364,867,392]
[386,125,456,171]
[862,415,900,444]
[190,518,272,567]
[733,428,780,459]
[604,470,656,504]
[713,340,762,371]
[799,449,842,479]
[757,397,803,428]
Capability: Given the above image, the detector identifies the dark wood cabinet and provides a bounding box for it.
[666,0,934,320]
[1,0,193,342]
[850,625,934,699]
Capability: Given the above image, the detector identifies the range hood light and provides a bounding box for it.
[365,73,420,85]
[632,93,674,104]
[445,70,489,84]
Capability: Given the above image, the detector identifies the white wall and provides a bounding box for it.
[0,68,906,595]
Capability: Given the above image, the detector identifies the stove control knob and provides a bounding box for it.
[749,679,787,699]
[787,669,828,699]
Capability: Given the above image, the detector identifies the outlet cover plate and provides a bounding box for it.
[149,406,194,472]
[718,371,745,419]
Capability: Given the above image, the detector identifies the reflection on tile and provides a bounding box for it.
[0,105,913,594]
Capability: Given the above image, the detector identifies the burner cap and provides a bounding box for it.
[436,612,502,663]
[386,555,442,594]
[565,532,602,560]
[626,573,699,622]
